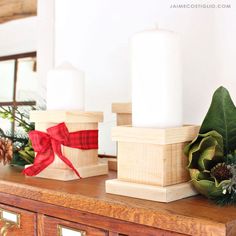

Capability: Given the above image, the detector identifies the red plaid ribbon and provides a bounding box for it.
[23,122,98,178]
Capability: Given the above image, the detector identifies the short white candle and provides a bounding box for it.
[47,62,85,110]
[131,26,182,128]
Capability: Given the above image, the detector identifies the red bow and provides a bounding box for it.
[23,122,98,178]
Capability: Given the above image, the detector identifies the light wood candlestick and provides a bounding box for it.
[26,110,108,181]
[106,125,199,202]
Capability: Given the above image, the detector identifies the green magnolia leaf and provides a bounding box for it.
[198,145,218,170]
[189,169,211,180]
[184,130,223,155]
[226,151,236,165]
[191,178,225,198]
[189,169,230,198]
[185,131,223,171]
[200,86,236,154]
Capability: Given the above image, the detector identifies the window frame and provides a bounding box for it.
[0,52,37,134]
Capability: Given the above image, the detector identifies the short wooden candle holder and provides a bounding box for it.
[106,125,199,202]
[26,110,108,181]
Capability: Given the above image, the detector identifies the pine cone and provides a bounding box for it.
[0,138,13,165]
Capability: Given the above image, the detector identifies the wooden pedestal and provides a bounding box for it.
[27,110,108,181]
[26,162,108,181]
[106,179,197,202]
[106,125,199,202]
[112,103,132,126]
[111,103,132,170]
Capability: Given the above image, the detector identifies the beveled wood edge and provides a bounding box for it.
[112,103,132,114]
[0,179,226,235]
[111,125,200,144]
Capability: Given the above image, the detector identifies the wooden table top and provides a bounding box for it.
[0,165,235,236]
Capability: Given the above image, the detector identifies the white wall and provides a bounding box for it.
[37,0,55,100]
[0,17,37,56]
[215,7,236,100]
[54,0,236,155]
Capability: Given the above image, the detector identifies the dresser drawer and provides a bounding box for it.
[43,215,108,236]
[0,203,36,236]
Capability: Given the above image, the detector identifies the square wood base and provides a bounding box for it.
[25,163,108,181]
[106,179,197,202]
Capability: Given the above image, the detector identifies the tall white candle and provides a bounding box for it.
[131,27,182,128]
[47,62,85,110]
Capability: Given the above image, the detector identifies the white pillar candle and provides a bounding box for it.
[47,62,85,110]
[131,27,182,128]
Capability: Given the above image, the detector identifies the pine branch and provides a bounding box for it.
[212,192,236,206]
[0,106,33,130]
[0,128,7,138]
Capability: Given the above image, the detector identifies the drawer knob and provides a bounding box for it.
[58,225,86,236]
[0,209,20,236]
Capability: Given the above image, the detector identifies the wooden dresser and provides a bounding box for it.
[0,166,235,236]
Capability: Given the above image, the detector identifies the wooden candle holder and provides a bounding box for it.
[110,103,132,171]
[112,103,132,126]
[106,125,199,202]
[26,110,108,181]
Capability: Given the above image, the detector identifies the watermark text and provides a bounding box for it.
[170,4,231,9]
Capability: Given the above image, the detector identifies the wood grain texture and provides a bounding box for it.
[163,143,190,185]
[0,166,233,235]
[106,179,197,202]
[26,163,108,181]
[0,203,36,236]
[117,114,132,126]
[29,112,108,180]
[112,125,200,145]
[112,103,132,126]
[112,103,132,114]
[108,233,119,236]
[117,141,190,186]
[112,103,132,161]
[35,122,99,169]
[0,0,37,24]
[37,214,44,236]
[108,159,117,171]
[0,192,182,236]
[43,215,107,236]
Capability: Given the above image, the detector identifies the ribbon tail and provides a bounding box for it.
[59,154,81,178]
[23,148,55,176]
[53,142,81,178]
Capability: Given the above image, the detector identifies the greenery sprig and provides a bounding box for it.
[0,106,35,165]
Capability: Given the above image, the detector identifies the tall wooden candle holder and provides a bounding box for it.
[26,110,108,181]
[106,125,199,202]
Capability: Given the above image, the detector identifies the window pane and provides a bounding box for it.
[0,117,12,135]
[0,106,13,136]
[16,57,37,101]
[0,105,34,143]
[14,105,32,135]
[0,60,14,102]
